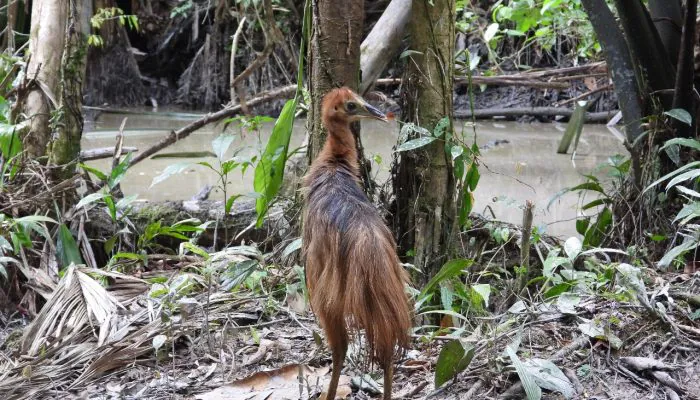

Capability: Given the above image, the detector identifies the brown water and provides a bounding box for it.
[83,112,626,238]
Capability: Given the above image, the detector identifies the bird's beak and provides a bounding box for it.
[354,95,388,122]
[361,102,388,122]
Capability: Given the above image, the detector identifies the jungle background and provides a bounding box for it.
[0,0,699,399]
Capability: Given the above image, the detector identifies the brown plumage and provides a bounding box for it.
[302,87,412,400]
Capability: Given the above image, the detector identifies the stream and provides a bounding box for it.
[83,110,627,238]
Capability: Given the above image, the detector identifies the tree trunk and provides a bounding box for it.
[648,0,683,67]
[47,0,89,179]
[392,0,456,286]
[580,0,645,186]
[306,0,371,188]
[22,0,68,158]
[671,0,698,138]
[22,0,88,181]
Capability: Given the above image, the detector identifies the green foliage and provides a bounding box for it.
[89,7,139,47]
[645,136,700,269]
[434,340,475,388]
[492,0,599,60]
[396,118,481,227]
[0,214,57,279]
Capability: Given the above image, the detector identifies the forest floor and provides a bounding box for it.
[1,241,698,400]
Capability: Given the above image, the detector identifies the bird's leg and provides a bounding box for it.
[326,343,347,400]
[383,362,394,400]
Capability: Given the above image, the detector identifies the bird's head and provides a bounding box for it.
[321,87,388,125]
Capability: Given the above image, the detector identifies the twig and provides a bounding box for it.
[555,83,613,107]
[454,107,615,122]
[127,85,296,167]
[229,16,247,101]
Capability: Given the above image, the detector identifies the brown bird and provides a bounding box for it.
[302,87,412,400]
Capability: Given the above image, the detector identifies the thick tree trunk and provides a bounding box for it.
[22,0,88,182]
[581,0,645,186]
[306,0,369,184]
[392,0,456,286]
[48,0,89,179]
[23,0,68,158]
[648,0,683,67]
[671,0,698,138]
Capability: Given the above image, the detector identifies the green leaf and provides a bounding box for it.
[524,358,575,399]
[14,215,57,225]
[222,259,260,291]
[450,145,464,160]
[396,136,437,152]
[666,169,700,191]
[79,163,108,181]
[254,99,297,227]
[644,161,700,193]
[575,218,590,235]
[433,117,450,138]
[57,224,83,269]
[544,283,572,298]
[282,238,303,258]
[466,162,480,191]
[471,284,491,308]
[563,237,582,260]
[150,162,192,187]
[583,207,612,247]
[76,192,107,210]
[664,108,692,126]
[506,347,542,400]
[212,134,236,160]
[399,50,423,58]
[459,189,474,227]
[225,194,242,214]
[420,259,472,298]
[104,194,117,221]
[581,198,609,210]
[434,340,475,388]
[660,137,700,152]
[108,152,132,189]
[484,23,500,42]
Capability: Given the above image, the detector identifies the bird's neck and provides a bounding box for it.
[320,120,359,174]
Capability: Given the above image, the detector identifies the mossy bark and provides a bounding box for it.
[392,0,456,286]
[48,0,88,180]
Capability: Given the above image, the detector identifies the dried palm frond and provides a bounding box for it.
[20,265,125,356]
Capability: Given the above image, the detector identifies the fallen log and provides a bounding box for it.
[455,107,616,123]
[80,146,138,161]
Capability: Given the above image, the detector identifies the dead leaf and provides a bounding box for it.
[196,364,351,400]
[584,77,598,91]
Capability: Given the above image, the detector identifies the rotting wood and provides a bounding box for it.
[79,146,138,161]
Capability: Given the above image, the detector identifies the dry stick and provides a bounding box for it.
[127,85,296,168]
[518,201,534,296]
[79,146,138,161]
[229,16,247,102]
[556,83,613,107]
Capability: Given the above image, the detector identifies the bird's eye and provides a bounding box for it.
[346,102,358,113]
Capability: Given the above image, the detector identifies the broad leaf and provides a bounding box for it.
[420,259,472,297]
[254,99,296,227]
[396,136,437,152]
[57,224,83,269]
[506,347,542,400]
[563,237,582,260]
[151,162,192,187]
[434,340,475,388]
[524,359,575,399]
[664,108,692,126]
[212,134,236,160]
[471,284,491,308]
